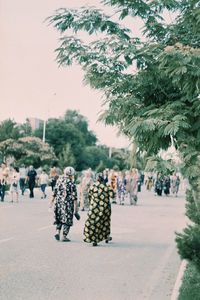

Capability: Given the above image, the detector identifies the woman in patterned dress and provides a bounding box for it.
[126,169,139,205]
[117,171,127,205]
[84,173,114,247]
[51,166,78,242]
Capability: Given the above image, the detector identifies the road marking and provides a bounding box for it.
[0,237,14,244]
[38,225,53,231]
[171,260,187,300]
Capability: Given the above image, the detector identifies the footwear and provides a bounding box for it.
[93,242,98,246]
[54,233,60,241]
[62,236,71,242]
[105,237,112,243]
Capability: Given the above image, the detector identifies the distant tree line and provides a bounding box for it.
[0,110,130,171]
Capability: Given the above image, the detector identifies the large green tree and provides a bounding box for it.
[49,0,200,269]
[34,110,97,170]
[0,119,32,144]
[0,119,21,142]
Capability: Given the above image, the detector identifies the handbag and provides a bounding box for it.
[74,212,80,220]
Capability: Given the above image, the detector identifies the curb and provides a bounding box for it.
[171,260,187,300]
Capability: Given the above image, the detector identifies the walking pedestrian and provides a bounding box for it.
[171,173,180,197]
[103,169,109,184]
[79,170,93,211]
[19,164,27,195]
[27,166,37,198]
[49,166,59,191]
[126,169,139,205]
[155,173,163,196]
[51,166,78,242]
[109,170,118,204]
[10,167,20,203]
[163,175,171,196]
[83,172,113,247]
[0,162,10,202]
[38,169,49,199]
[117,171,127,205]
[146,173,154,191]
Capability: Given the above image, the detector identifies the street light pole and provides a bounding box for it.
[42,120,46,143]
[42,93,56,143]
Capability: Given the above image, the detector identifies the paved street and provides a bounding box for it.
[0,187,186,300]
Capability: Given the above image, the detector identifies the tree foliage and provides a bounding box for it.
[0,137,56,168]
[48,0,200,187]
[0,119,32,143]
[49,0,200,270]
[0,119,21,142]
[145,155,175,175]
[34,110,97,170]
[48,0,200,158]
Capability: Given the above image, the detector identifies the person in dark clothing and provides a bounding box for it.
[27,166,37,198]
[163,176,171,196]
[155,173,163,196]
[0,179,6,202]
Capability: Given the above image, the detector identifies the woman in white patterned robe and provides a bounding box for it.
[51,167,78,242]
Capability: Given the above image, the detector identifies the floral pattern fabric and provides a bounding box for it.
[53,176,77,227]
[84,182,113,244]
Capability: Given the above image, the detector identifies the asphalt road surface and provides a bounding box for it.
[0,187,186,300]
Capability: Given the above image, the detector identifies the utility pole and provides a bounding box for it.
[42,93,56,143]
[42,120,46,143]
[109,147,112,158]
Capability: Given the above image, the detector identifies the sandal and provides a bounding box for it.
[105,237,112,243]
[54,233,60,241]
[62,236,71,242]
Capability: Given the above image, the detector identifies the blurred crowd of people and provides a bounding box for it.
[0,161,183,205]
[0,161,184,246]
[0,163,60,202]
[145,172,181,197]
[79,168,144,210]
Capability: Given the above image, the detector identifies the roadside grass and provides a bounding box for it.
[178,263,200,300]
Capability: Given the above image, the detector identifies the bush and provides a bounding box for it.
[176,187,200,275]
[185,190,200,225]
[178,263,200,300]
[176,225,200,271]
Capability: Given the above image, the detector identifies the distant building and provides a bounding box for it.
[28,118,43,131]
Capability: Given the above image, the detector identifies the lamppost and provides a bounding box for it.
[42,119,46,143]
[42,93,56,143]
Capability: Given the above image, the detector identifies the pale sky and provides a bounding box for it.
[0,0,142,147]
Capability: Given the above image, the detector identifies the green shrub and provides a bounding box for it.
[185,190,200,225]
[176,225,200,271]
[179,263,200,300]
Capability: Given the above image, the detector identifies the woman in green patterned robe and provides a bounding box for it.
[84,173,114,246]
